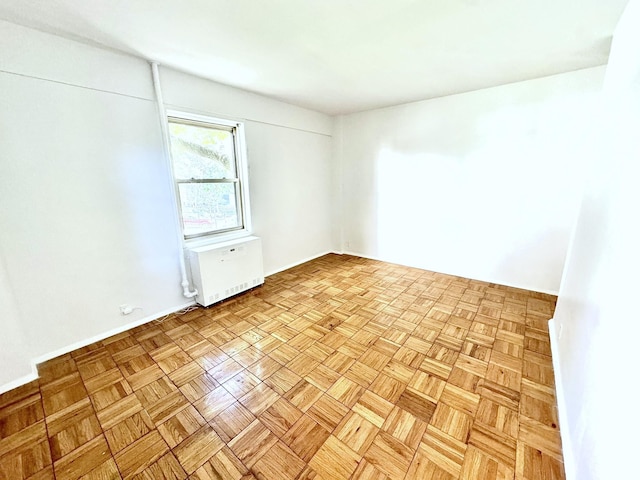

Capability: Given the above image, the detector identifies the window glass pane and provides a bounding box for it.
[168,121,236,179]
[178,183,241,237]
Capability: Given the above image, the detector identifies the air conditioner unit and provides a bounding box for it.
[187,236,264,307]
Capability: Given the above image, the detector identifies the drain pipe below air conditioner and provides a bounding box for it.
[151,62,198,299]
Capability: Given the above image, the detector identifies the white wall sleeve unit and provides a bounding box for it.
[188,236,264,307]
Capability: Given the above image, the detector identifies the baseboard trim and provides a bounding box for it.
[0,371,39,396]
[265,251,335,277]
[548,318,575,480]
[31,301,196,366]
[0,301,196,395]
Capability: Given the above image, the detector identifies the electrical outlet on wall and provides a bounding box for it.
[119,304,133,315]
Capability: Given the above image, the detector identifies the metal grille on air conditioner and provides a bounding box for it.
[187,236,264,307]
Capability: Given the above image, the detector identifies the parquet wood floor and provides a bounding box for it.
[0,254,565,480]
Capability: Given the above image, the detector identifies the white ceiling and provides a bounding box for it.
[0,0,629,115]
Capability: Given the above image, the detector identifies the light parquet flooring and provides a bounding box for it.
[0,254,565,480]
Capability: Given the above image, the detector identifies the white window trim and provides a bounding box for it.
[166,109,253,246]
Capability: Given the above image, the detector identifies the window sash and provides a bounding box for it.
[177,182,244,239]
[175,179,239,184]
[167,115,246,239]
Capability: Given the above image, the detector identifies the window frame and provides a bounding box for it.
[166,110,252,242]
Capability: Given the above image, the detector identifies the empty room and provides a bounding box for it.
[1,1,638,479]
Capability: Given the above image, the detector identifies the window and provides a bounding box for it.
[167,113,250,239]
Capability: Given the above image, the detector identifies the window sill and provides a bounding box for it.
[183,229,253,249]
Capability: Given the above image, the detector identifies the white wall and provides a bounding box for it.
[0,254,31,388]
[335,68,605,294]
[159,67,334,274]
[551,1,640,478]
[0,21,190,393]
[0,21,334,392]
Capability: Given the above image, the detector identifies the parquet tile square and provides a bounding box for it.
[439,383,480,417]
[309,435,360,480]
[96,394,144,430]
[240,382,280,416]
[113,430,169,479]
[469,421,517,467]
[284,380,322,412]
[83,367,126,394]
[517,443,565,480]
[306,393,350,432]
[189,446,246,480]
[245,356,281,381]
[281,414,330,463]
[326,376,364,408]
[233,346,265,369]
[173,425,224,474]
[396,389,437,423]
[206,358,245,385]
[251,440,305,480]
[0,254,565,480]
[90,377,133,411]
[76,351,117,381]
[53,434,111,480]
[486,362,523,392]
[227,419,277,468]
[193,386,236,422]
[460,444,514,480]
[126,365,165,391]
[0,421,51,480]
[518,415,563,461]
[335,410,379,455]
[221,371,261,400]
[258,398,303,438]
[112,345,146,365]
[146,390,190,426]
[157,405,207,448]
[270,344,299,365]
[37,357,77,386]
[167,361,205,387]
[382,406,427,450]
[210,402,255,443]
[105,409,155,454]
[364,431,414,480]
[40,373,87,417]
[130,452,186,480]
[191,346,229,371]
[262,367,301,395]
[179,372,219,403]
[46,399,102,461]
[0,393,43,440]
[431,402,473,443]
[420,425,467,477]
[369,374,406,404]
[406,447,456,480]
[476,397,519,438]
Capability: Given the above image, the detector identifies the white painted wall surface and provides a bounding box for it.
[551,1,640,478]
[0,22,334,391]
[159,67,332,135]
[0,254,32,389]
[0,67,190,345]
[244,122,333,274]
[0,34,190,389]
[336,68,605,293]
[0,20,154,100]
[159,66,335,275]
